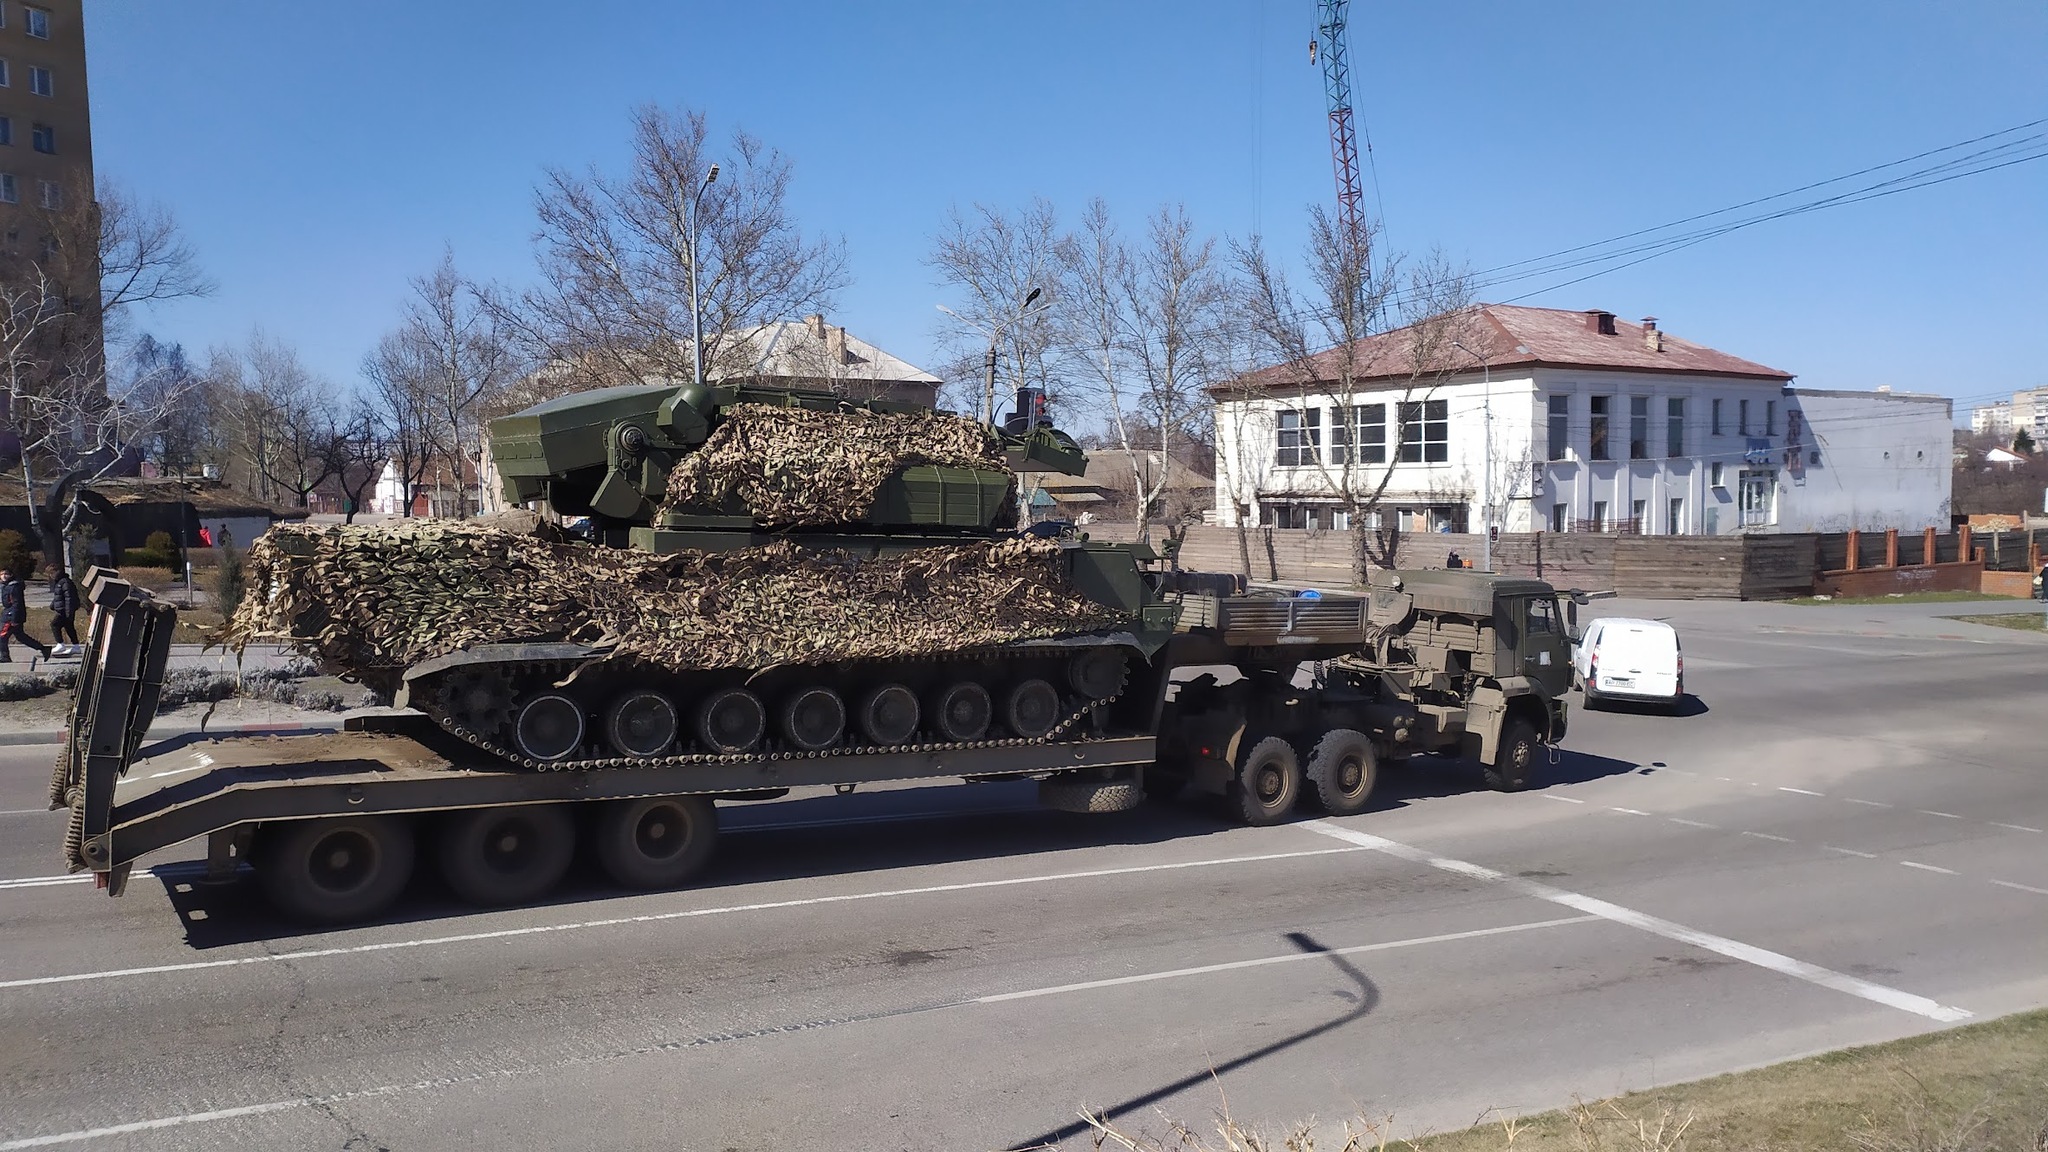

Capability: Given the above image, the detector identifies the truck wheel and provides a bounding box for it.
[437,804,576,907]
[1484,719,1539,792]
[258,815,415,924]
[1039,775,1145,813]
[593,795,718,890]
[1231,735,1301,826]
[1305,729,1378,816]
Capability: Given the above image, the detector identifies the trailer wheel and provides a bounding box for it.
[1231,735,1301,826]
[593,795,718,890]
[258,815,415,924]
[1039,774,1145,813]
[1484,719,1539,792]
[437,804,576,907]
[1305,729,1378,816]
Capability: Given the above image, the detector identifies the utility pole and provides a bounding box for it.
[687,164,720,386]
[1453,340,1493,572]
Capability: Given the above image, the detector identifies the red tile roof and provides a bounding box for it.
[1223,305,1793,395]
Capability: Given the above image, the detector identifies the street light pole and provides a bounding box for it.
[1452,340,1493,572]
[687,163,720,387]
[938,286,1045,426]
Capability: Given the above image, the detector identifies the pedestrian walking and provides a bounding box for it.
[0,567,51,664]
[48,571,80,646]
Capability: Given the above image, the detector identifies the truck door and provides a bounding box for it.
[1516,596,1572,697]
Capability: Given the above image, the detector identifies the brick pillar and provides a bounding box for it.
[1923,527,1937,566]
[1885,528,1899,569]
[1845,529,1860,572]
[1959,525,1974,564]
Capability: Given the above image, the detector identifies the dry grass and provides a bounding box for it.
[1067,1009,2048,1152]
[1788,592,2013,606]
[1945,613,2048,633]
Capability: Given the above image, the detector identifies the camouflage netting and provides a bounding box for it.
[662,403,1009,527]
[219,521,1123,690]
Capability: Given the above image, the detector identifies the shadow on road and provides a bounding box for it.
[1005,929,1381,1151]
[1579,692,1710,718]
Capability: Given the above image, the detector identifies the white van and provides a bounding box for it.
[1574,617,1683,709]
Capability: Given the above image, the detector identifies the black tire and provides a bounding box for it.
[1004,678,1061,739]
[930,681,992,742]
[259,816,415,924]
[513,692,585,762]
[1068,648,1127,700]
[436,804,576,907]
[779,686,846,751]
[856,683,920,745]
[605,691,678,758]
[1039,776,1146,813]
[1484,719,1540,792]
[1304,728,1378,816]
[592,795,718,890]
[696,687,766,754]
[1230,735,1302,826]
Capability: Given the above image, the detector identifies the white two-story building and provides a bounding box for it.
[1212,305,1950,536]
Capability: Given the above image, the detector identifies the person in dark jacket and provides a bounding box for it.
[0,568,50,663]
[48,571,80,646]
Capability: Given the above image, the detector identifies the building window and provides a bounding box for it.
[30,123,52,153]
[1550,503,1568,533]
[1738,398,1750,435]
[1329,403,1386,465]
[1275,407,1320,468]
[1630,499,1647,533]
[28,66,49,97]
[36,177,57,208]
[1764,400,1776,435]
[1589,396,1611,460]
[1710,461,1726,488]
[0,117,10,147]
[0,58,10,88]
[1592,499,1610,531]
[1666,397,1684,458]
[0,174,16,205]
[1738,469,1774,527]
[1711,397,1723,436]
[1668,497,1685,535]
[26,6,50,39]
[1546,395,1569,461]
[1396,399,1448,463]
[1628,396,1649,459]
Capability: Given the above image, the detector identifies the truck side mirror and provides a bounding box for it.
[1565,599,1580,640]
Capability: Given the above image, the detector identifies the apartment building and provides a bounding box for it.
[0,0,91,217]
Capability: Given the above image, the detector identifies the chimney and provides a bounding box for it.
[805,314,827,339]
[1641,316,1664,352]
[1584,309,1617,336]
[827,324,849,365]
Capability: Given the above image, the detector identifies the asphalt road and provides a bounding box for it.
[1,600,2045,1150]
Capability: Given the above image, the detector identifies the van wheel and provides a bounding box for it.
[593,795,718,890]
[437,804,576,907]
[1305,729,1377,816]
[259,816,415,924]
[1231,735,1301,826]
[1484,720,1539,792]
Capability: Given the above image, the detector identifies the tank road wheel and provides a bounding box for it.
[931,681,992,742]
[437,804,576,907]
[780,687,847,751]
[1305,728,1378,816]
[1483,719,1539,793]
[513,693,585,762]
[696,688,767,754]
[1231,735,1302,826]
[1004,678,1062,739]
[593,795,719,890]
[857,683,920,746]
[258,816,415,924]
[435,669,516,737]
[605,691,679,758]
[1068,648,1127,700]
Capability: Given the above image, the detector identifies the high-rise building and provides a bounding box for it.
[0,0,92,220]
[1971,401,2015,439]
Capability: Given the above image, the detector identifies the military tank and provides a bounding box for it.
[229,382,1187,772]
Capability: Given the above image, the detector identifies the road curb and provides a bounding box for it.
[0,721,342,747]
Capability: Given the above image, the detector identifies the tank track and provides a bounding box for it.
[418,646,1132,773]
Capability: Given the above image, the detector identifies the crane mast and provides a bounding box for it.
[1314,0,1369,270]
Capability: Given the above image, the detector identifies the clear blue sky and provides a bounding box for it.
[86,1,2047,419]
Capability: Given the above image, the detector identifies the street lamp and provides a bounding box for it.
[687,163,720,386]
[938,286,1048,426]
[1452,339,1494,572]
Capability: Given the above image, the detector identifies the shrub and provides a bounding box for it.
[0,667,79,701]
[0,530,37,577]
[145,530,183,570]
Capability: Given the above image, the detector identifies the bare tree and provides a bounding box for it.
[518,104,847,394]
[1233,209,1477,573]
[391,252,521,517]
[330,393,391,523]
[928,198,1064,422]
[212,335,340,509]
[362,329,442,517]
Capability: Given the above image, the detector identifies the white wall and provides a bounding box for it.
[1777,389,1952,532]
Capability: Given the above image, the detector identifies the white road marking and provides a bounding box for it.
[0,912,1594,1149]
[1823,846,1878,859]
[0,845,1370,991]
[1845,798,1893,809]
[0,875,91,891]
[1609,807,1650,816]
[0,807,56,817]
[1919,811,1963,820]
[1298,820,1971,1024]
[973,915,1596,1004]
[1541,795,1585,804]
[1668,818,1717,829]
[1990,879,2048,896]
[0,863,205,892]
[1741,831,1794,843]
[1900,861,1957,875]
[1778,787,1824,797]
[1992,823,2044,835]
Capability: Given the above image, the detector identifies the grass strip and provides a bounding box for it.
[1943,613,2048,633]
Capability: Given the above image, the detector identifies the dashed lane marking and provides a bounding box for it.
[1900,861,1958,875]
[1609,807,1650,816]
[1991,879,2048,896]
[1778,787,1824,797]
[1299,820,1972,1024]
[1846,799,1894,809]
[1541,795,1586,804]
[1824,846,1878,859]
[1668,818,1718,829]
[1992,823,2044,835]
[1742,831,1795,843]
[1919,811,1964,820]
